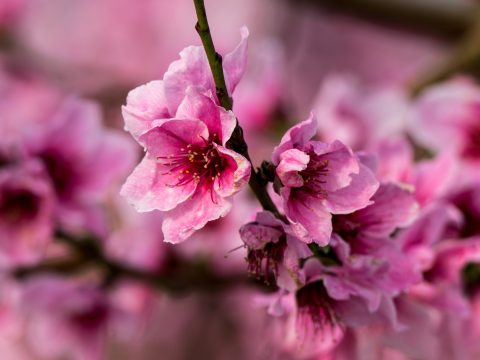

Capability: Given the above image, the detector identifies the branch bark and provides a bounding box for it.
[193,0,284,220]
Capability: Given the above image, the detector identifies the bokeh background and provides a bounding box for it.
[1,0,480,359]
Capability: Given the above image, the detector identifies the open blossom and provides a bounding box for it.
[122,89,250,243]
[0,159,53,265]
[121,28,251,243]
[313,75,409,151]
[272,115,379,245]
[121,27,248,141]
[23,97,136,234]
[412,78,480,184]
[261,182,419,358]
[240,211,288,281]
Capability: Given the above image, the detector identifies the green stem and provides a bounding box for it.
[193,0,232,111]
[193,0,284,220]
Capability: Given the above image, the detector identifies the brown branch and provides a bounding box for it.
[13,231,275,294]
[288,0,477,40]
[193,0,284,220]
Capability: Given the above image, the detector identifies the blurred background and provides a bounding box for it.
[1,0,480,359]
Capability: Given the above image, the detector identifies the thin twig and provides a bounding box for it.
[13,231,273,294]
[289,0,476,40]
[193,0,284,220]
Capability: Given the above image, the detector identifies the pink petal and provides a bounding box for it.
[120,155,196,212]
[276,148,309,187]
[139,119,208,158]
[163,46,213,115]
[122,80,169,140]
[175,88,223,140]
[348,182,418,238]
[213,144,251,198]
[239,223,283,250]
[272,114,317,164]
[325,163,379,214]
[223,26,249,95]
[284,188,333,245]
[162,188,232,243]
[313,140,359,192]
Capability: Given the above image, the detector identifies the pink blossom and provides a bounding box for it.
[25,97,136,234]
[255,183,418,358]
[412,78,480,184]
[0,159,53,265]
[272,115,379,245]
[313,75,409,151]
[105,194,165,272]
[121,88,251,243]
[239,211,288,281]
[412,77,480,155]
[121,27,248,141]
[19,277,114,360]
[446,183,480,238]
[0,0,23,26]
[233,39,284,133]
[398,202,462,272]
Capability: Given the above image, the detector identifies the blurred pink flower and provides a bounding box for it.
[0,159,53,265]
[122,88,250,243]
[0,0,23,26]
[24,97,136,234]
[233,39,285,132]
[273,115,379,245]
[105,194,165,272]
[412,78,480,184]
[20,277,115,360]
[15,0,269,93]
[313,75,409,151]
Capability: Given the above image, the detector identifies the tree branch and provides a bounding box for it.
[288,0,477,40]
[13,231,275,294]
[193,0,284,220]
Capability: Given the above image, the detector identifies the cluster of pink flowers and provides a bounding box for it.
[3,2,480,358]
[118,30,480,359]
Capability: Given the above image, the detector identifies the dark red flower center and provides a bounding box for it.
[157,137,226,188]
[247,235,287,283]
[296,281,337,331]
[69,301,109,332]
[462,124,480,159]
[299,151,329,199]
[40,150,77,198]
[0,188,41,224]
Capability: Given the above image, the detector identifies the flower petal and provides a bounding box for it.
[276,148,309,188]
[312,140,359,192]
[120,155,197,212]
[213,144,250,198]
[284,188,333,245]
[272,114,317,164]
[122,80,169,140]
[163,46,213,114]
[347,182,419,238]
[139,119,208,158]
[325,163,379,214]
[162,188,232,243]
[224,26,249,95]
